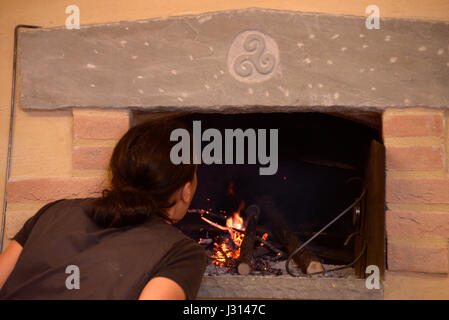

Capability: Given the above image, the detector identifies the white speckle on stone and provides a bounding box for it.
[86,64,96,69]
[359,68,365,73]
[138,89,144,94]
[188,55,194,61]
[158,88,165,93]
[404,98,410,103]
[93,49,99,54]
[318,83,323,88]
[120,40,127,47]
[177,97,184,102]
[131,55,138,60]
[341,47,347,52]
[297,42,304,48]
[198,15,212,24]
[360,34,365,38]
[390,57,398,63]
[265,91,269,97]
[369,67,375,72]
[304,58,312,64]
[418,46,427,52]
[326,60,333,65]
[248,88,254,94]
[385,35,391,42]
[213,74,218,79]
[209,46,214,53]
[171,69,177,75]
[277,86,289,97]
[437,48,444,55]
[144,42,150,46]
[331,34,339,40]
[204,84,210,89]
[334,92,340,99]
[309,34,315,39]
[371,87,376,91]
[137,75,144,79]
[362,44,369,49]
[125,27,129,31]
[89,84,96,88]
[308,83,313,88]
[220,70,224,75]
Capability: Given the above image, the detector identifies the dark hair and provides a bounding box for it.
[89,119,196,228]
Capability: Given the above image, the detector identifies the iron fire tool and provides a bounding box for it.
[286,187,367,277]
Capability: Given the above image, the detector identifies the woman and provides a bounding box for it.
[0,119,206,299]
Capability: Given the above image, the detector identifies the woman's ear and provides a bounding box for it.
[181,182,192,204]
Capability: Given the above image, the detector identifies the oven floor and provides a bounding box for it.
[204,263,357,278]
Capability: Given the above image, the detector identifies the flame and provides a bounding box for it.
[210,211,245,267]
[226,212,245,247]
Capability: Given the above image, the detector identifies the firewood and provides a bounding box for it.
[255,195,322,274]
[237,208,258,275]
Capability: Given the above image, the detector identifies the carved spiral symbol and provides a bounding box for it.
[227,31,280,83]
[233,34,276,77]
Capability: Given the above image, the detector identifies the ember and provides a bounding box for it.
[207,211,245,267]
[195,205,286,275]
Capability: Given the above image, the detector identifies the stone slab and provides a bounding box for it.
[19,8,449,110]
[197,275,384,300]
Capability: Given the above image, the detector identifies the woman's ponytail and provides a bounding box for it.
[89,119,195,228]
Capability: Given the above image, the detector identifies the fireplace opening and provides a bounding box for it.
[132,110,386,299]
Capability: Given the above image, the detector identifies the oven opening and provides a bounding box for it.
[133,110,386,299]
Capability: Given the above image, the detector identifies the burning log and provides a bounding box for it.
[237,206,259,275]
[255,195,323,274]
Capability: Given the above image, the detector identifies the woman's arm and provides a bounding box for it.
[0,240,23,290]
[138,276,186,300]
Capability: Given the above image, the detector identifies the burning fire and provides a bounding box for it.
[198,209,272,270]
[226,212,245,246]
[207,211,246,267]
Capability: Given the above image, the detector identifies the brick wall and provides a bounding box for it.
[3,108,131,245]
[384,108,449,275]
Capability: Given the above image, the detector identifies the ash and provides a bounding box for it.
[204,245,356,279]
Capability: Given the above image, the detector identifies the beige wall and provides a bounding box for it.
[1,0,448,299]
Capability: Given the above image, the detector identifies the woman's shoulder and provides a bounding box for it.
[139,215,199,243]
[135,216,205,256]
[38,197,97,212]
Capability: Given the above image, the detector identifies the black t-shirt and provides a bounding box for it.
[0,198,207,300]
